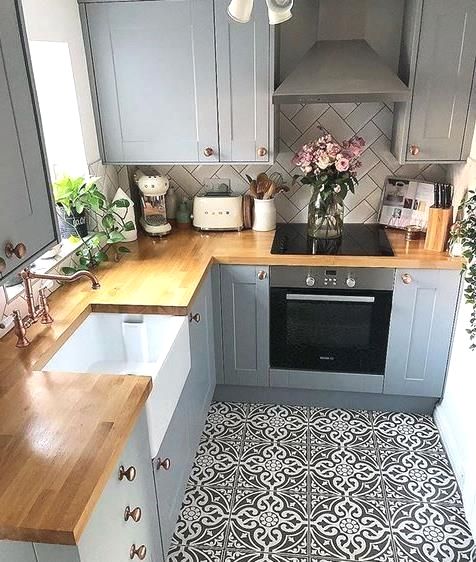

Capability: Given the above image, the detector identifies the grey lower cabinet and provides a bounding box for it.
[0,0,57,283]
[79,0,273,165]
[384,269,461,398]
[220,265,269,386]
[393,0,476,163]
[153,272,216,556]
[0,411,163,562]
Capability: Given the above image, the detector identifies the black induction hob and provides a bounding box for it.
[270,223,394,256]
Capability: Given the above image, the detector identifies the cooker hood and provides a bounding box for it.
[273,39,410,104]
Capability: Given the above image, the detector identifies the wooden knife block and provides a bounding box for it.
[424,207,453,252]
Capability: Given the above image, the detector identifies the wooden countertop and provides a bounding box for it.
[0,227,461,546]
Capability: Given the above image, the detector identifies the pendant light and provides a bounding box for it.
[227,0,293,24]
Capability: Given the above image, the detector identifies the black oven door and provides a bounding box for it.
[270,288,393,374]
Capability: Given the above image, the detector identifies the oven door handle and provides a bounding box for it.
[285,294,376,303]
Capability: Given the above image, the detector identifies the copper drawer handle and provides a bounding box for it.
[257,147,267,157]
[5,242,27,259]
[203,147,214,157]
[409,144,420,156]
[401,273,413,285]
[258,270,267,280]
[130,544,147,560]
[119,465,136,482]
[156,457,171,471]
[124,506,142,523]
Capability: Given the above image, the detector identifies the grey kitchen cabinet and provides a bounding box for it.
[0,0,58,282]
[214,0,272,162]
[153,272,216,556]
[392,0,476,163]
[220,265,269,386]
[80,0,219,164]
[79,0,273,165]
[384,269,461,398]
[1,411,163,562]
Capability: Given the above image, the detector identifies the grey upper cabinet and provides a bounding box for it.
[0,0,57,282]
[220,265,269,387]
[392,0,476,163]
[80,0,219,164]
[214,0,272,163]
[384,269,461,398]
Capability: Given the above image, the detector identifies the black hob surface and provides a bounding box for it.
[271,223,394,256]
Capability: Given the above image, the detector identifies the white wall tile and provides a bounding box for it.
[292,104,328,132]
[318,107,355,142]
[346,102,384,132]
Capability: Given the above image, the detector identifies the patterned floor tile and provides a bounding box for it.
[309,408,374,449]
[310,495,394,561]
[389,501,476,562]
[310,445,383,498]
[245,403,308,443]
[227,489,308,555]
[167,545,222,562]
[380,449,463,505]
[201,402,248,442]
[188,439,240,488]
[223,552,307,562]
[373,411,444,452]
[237,441,308,493]
[172,486,232,549]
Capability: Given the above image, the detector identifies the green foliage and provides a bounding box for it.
[55,175,132,274]
[451,190,476,350]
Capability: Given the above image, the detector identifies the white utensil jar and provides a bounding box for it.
[253,198,277,231]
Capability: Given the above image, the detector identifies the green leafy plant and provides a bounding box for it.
[52,176,135,273]
[450,189,476,349]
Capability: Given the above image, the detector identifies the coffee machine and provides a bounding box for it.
[134,171,172,236]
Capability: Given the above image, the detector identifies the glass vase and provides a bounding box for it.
[307,186,344,240]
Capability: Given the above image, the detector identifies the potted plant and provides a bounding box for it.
[292,134,365,239]
[449,189,476,349]
[52,175,135,273]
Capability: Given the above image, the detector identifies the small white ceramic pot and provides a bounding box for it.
[253,198,277,232]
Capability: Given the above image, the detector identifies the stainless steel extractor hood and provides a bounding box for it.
[273,39,411,104]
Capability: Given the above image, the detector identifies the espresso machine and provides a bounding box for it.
[134,171,172,236]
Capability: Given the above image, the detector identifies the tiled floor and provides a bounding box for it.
[168,402,476,562]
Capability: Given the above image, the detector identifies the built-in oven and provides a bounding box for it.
[270,267,394,377]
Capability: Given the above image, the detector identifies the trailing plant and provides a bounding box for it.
[52,176,135,273]
[450,189,476,349]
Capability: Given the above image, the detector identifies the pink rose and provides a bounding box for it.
[335,157,350,172]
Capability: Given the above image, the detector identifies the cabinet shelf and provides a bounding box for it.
[273,39,411,104]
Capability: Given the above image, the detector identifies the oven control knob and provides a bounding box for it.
[346,276,356,288]
[305,275,316,287]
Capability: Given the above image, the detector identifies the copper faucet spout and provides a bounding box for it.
[21,269,101,290]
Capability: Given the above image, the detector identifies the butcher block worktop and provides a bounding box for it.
[0,228,461,546]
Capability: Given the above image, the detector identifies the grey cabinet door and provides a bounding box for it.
[384,269,461,398]
[82,1,219,164]
[0,0,57,281]
[188,272,216,448]
[214,0,271,162]
[220,265,269,386]
[407,0,476,162]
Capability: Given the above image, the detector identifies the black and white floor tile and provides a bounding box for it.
[169,402,475,562]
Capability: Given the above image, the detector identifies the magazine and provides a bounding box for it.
[378,177,434,231]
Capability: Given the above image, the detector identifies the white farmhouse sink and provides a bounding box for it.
[43,313,191,456]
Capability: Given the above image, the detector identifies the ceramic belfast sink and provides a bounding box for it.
[43,313,191,456]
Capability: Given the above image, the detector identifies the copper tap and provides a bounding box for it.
[12,268,100,348]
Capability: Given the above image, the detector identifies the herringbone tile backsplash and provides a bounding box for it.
[132,103,448,224]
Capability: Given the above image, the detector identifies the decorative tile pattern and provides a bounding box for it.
[169,403,474,562]
[131,103,449,224]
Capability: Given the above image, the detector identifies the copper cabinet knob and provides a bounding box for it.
[401,273,413,285]
[409,144,420,156]
[0,258,6,274]
[156,457,171,471]
[5,242,27,259]
[118,465,136,482]
[130,544,147,560]
[257,147,267,157]
[203,147,214,157]
[189,312,201,324]
[257,270,267,280]
[124,506,142,523]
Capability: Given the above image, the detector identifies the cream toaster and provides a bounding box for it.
[192,192,243,231]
